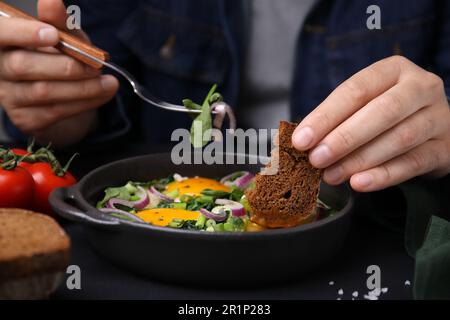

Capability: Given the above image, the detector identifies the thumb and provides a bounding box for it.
[37,0,68,30]
[37,0,90,42]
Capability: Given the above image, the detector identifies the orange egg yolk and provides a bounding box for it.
[136,208,200,227]
[166,177,231,196]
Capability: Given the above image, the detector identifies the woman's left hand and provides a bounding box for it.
[292,55,450,192]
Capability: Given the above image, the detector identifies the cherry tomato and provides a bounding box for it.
[0,166,35,209]
[11,148,29,156]
[27,162,77,215]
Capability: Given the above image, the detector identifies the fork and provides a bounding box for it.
[0,2,202,114]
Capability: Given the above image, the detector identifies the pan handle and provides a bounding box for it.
[49,187,119,226]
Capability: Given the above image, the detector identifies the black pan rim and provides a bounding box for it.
[64,152,354,239]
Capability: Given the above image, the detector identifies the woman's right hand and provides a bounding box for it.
[0,0,119,146]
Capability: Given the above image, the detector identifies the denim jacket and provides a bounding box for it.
[5,0,450,144]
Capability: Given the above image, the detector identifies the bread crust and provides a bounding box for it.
[246,121,322,228]
[0,208,70,282]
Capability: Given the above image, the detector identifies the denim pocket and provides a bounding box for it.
[326,15,436,87]
[117,4,229,85]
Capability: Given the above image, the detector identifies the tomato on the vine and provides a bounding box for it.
[1,143,78,215]
[27,162,77,215]
[0,164,35,209]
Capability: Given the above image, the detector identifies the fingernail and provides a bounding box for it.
[101,75,117,91]
[310,144,332,167]
[38,27,58,44]
[325,166,343,184]
[292,126,314,149]
[353,173,373,188]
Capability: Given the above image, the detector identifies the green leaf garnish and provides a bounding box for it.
[185,84,221,148]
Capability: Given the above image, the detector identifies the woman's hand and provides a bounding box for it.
[292,55,450,192]
[0,0,119,147]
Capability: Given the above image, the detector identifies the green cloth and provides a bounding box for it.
[399,176,449,257]
[414,215,450,299]
[398,175,450,299]
[356,175,450,299]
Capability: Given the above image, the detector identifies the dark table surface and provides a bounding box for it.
[53,219,414,300]
[3,142,414,300]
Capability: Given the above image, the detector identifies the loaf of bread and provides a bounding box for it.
[0,208,70,299]
[246,121,322,228]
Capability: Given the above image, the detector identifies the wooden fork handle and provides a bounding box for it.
[0,2,109,69]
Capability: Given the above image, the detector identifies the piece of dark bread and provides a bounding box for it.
[0,208,70,299]
[245,121,322,228]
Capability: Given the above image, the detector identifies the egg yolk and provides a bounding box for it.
[136,208,200,227]
[166,177,231,196]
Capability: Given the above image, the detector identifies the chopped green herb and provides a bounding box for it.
[206,219,216,228]
[229,187,244,202]
[195,214,207,229]
[182,99,202,110]
[165,188,179,198]
[214,223,225,232]
[186,84,223,148]
[97,185,132,208]
[110,213,136,222]
[124,182,137,194]
[240,196,252,214]
[171,202,187,210]
[168,218,185,228]
[201,189,230,198]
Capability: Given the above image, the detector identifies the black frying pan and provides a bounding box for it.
[49,153,353,287]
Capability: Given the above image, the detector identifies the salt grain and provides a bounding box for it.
[364,294,378,300]
[329,281,334,286]
[338,289,344,295]
[352,291,359,298]
[369,288,381,297]
[381,287,388,293]
[405,280,411,286]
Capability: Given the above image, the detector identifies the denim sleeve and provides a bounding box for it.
[84,94,131,144]
[2,93,131,145]
[62,0,139,143]
[434,2,450,100]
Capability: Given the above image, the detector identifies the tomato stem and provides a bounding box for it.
[26,138,35,153]
[0,150,19,170]
[62,153,79,175]
[1,144,77,176]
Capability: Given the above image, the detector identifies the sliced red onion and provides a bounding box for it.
[150,186,174,203]
[215,199,246,217]
[211,102,236,132]
[220,171,254,189]
[220,172,240,185]
[106,186,149,210]
[146,189,161,208]
[200,208,227,222]
[106,198,131,209]
[234,172,254,189]
[99,208,144,222]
